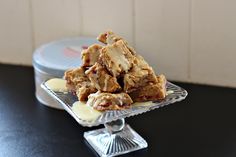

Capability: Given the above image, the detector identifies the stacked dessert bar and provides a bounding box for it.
[64,31,166,111]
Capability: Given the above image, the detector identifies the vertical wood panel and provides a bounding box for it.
[81,0,134,45]
[32,0,81,48]
[0,0,32,65]
[190,0,236,87]
[135,0,190,81]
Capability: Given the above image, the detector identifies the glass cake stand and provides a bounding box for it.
[41,82,187,157]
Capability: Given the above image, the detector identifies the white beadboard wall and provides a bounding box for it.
[0,0,236,88]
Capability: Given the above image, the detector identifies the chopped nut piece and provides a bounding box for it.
[85,63,121,92]
[99,40,135,77]
[87,91,133,111]
[81,44,103,67]
[129,75,167,102]
[123,55,157,93]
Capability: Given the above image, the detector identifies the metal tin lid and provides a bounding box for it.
[33,37,100,77]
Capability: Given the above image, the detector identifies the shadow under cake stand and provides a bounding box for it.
[41,82,187,157]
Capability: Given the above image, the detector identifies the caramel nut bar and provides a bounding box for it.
[123,55,157,93]
[99,40,135,77]
[87,91,133,111]
[76,85,97,101]
[64,67,89,91]
[97,30,136,55]
[85,62,121,92]
[129,75,167,102]
[81,44,103,67]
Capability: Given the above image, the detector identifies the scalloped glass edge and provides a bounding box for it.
[41,81,187,127]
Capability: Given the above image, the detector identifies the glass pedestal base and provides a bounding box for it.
[84,119,148,157]
[42,81,187,156]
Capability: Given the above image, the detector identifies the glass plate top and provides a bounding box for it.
[41,82,187,127]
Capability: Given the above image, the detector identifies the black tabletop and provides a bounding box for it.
[0,64,235,157]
